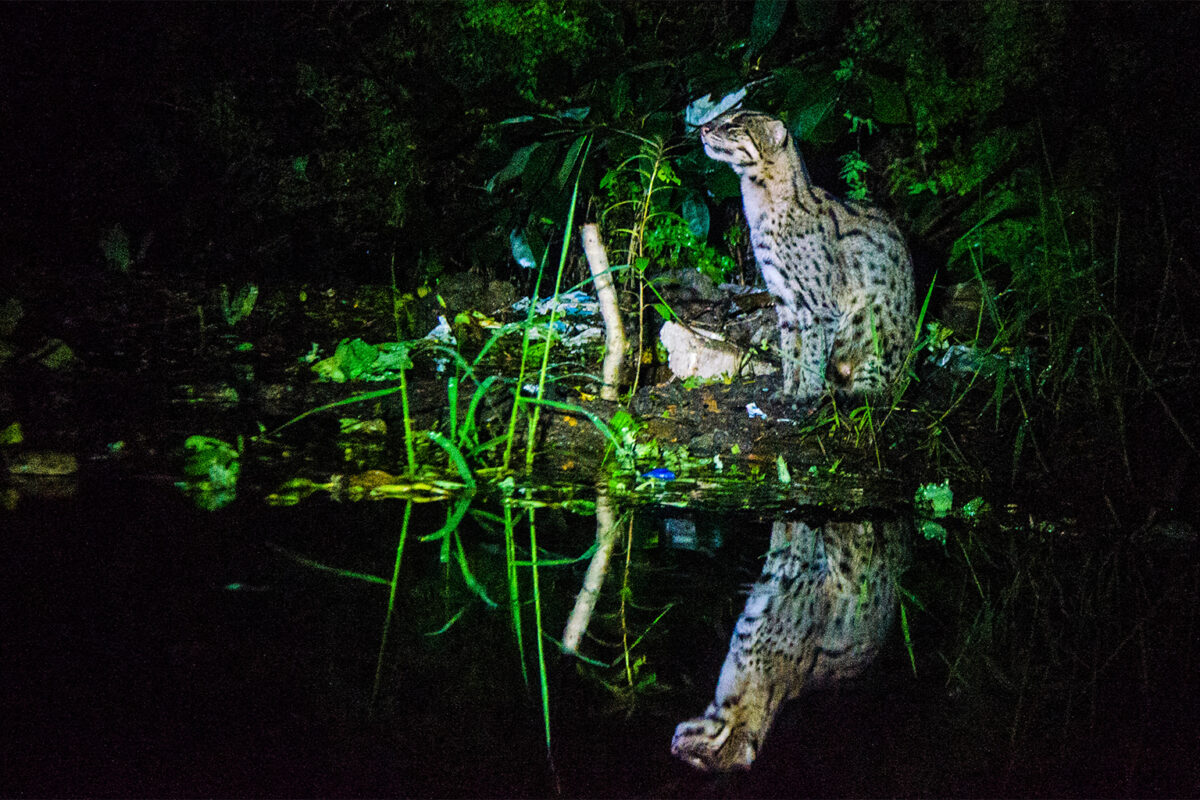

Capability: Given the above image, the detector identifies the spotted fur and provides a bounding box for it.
[671,519,903,771]
[700,110,915,406]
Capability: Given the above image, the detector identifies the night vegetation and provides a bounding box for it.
[3,2,1199,795]
[9,3,1198,487]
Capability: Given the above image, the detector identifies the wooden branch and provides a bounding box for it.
[561,488,620,655]
[582,223,626,402]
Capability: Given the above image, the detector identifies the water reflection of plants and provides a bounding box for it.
[201,144,663,765]
[910,508,1200,782]
[563,499,674,717]
[164,4,1200,783]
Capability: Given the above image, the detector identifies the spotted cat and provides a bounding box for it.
[671,518,904,771]
[699,110,915,406]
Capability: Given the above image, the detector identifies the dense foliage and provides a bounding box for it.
[6,3,1191,277]
[5,1,1199,507]
[4,8,1198,789]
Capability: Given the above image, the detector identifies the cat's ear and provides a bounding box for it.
[767,118,789,148]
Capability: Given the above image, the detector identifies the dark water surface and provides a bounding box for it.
[3,472,1198,797]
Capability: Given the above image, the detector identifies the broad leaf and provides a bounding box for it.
[486,143,540,193]
[747,0,787,58]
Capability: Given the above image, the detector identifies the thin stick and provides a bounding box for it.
[582,223,626,402]
[561,487,621,654]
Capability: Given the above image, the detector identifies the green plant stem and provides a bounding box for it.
[427,430,477,489]
[258,385,406,439]
[400,364,417,474]
[628,139,666,401]
[504,503,528,686]
[524,136,592,471]
[502,252,548,471]
[370,499,412,716]
[528,507,554,759]
[389,249,402,341]
[1105,313,1197,453]
[620,513,634,686]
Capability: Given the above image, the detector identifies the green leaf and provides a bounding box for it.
[608,408,639,440]
[424,606,468,636]
[862,72,911,124]
[961,496,987,519]
[375,341,413,372]
[427,430,476,490]
[791,90,840,143]
[919,520,948,544]
[899,600,917,676]
[681,194,710,239]
[178,435,241,509]
[916,480,955,518]
[182,435,240,477]
[554,135,588,191]
[520,139,558,195]
[747,0,787,57]
[610,72,631,118]
[0,422,22,446]
[487,142,540,193]
[333,338,379,381]
[453,531,497,608]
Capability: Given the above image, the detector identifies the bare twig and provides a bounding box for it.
[582,223,627,402]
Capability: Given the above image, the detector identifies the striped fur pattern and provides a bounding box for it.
[671,519,901,771]
[700,110,915,406]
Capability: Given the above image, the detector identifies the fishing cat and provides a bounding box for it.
[671,518,904,771]
[699,110,915,406]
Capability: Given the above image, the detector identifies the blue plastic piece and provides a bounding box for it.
[640,468,677,481]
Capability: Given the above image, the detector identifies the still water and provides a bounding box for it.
[3,472,1197,797]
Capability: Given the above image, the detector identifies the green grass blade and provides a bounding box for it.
[419,493,474,544]
[370,500,412,714]
[453,529,498,608]
[427,430,477,490]
[527,507,553,756]
[266,542,389,585]
[504,503,528,686]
